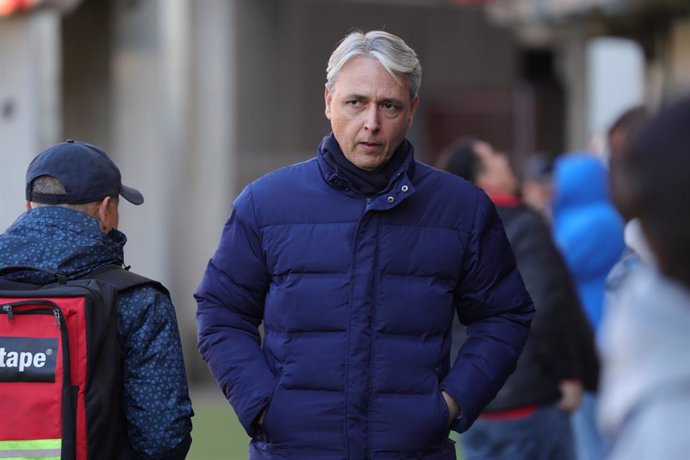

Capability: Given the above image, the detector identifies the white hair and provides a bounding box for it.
[29,175,100,214]
[326,30,422,99]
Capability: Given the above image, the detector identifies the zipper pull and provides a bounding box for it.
[2,304,13,321]
[53,308,60,327]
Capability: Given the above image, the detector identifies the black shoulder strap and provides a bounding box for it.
[88,266,167,294]
[0,265,167,294]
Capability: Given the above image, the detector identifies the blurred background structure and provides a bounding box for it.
[2,0,690,402]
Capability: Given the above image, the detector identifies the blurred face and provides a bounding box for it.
[325,56,419,171]
[521,180,553,220]
[474,141,519,195]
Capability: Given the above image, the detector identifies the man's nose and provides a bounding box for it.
[363,105,381,132]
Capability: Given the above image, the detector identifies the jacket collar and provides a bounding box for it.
[317,132,416,198]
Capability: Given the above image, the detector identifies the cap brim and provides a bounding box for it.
[120,184,144,205]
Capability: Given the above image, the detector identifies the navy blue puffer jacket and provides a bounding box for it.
[196,135,534,460]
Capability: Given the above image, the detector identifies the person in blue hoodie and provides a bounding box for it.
[195,30,535,460]
[551,152,625,460]
[0,140,193,459]
[552,153,625,333]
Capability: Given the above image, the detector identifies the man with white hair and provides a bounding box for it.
[196,30,534,460]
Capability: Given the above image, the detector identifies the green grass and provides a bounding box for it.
[188,387,250,460]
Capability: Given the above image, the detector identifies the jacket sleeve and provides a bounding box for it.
[118,285,193,460]
[508,210,587,382]
[440,194,535,433]
[194,184,275,437]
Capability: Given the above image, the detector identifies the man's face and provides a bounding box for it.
[325,56,419,171]
[474,141,519,195]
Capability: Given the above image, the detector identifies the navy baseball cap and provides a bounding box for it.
[25,140,144,205]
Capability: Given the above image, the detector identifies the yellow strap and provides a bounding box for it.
[0,439,61,459]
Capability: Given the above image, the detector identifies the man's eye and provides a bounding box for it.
[381,103,400,112]
[347,100,363,107]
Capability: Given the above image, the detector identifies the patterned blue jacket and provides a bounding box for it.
[0,207,193,460]
[196,134,534,460]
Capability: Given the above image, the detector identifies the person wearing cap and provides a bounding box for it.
[0,140,193,459]
[195,30,534,459]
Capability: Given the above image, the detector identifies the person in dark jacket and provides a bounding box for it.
[440,138,599,460]
[0,140,193,459]
[195,30,534,460]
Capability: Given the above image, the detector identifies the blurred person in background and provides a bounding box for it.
[441,138,598,460]
[520,152,555,222]
[606,105,648,165]
[598,95,690,460]
[551,151,625,460]
[195,30,534,460]
[551,152,626,331]
[604,105,650,297]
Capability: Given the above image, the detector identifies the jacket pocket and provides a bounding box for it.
[372,438,456,460]
[257,381,281,443]
[249,439,291,460]
[369,389,451,453]
[438,390,451,430]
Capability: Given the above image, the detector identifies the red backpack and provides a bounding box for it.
[0,266,159,460]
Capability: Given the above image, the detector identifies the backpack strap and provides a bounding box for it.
[89,266,168,294]
[0,265,167,294]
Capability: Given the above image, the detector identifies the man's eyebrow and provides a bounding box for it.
[341,94,404,106]
[344,93,367,100]
[379,97,403,106]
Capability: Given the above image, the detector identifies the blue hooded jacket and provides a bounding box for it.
[196,134,534,460]
[551,153,625,331]
[0,207,193,460]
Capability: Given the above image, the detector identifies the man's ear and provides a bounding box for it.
[94,196,116,233]
[324,85,333,120]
